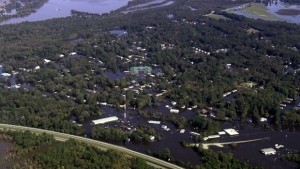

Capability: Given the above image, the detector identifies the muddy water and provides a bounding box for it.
[81,101,300,168]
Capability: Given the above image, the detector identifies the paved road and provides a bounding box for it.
[0,123,184,169]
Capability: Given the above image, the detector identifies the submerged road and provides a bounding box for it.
[0,123,183,169]
[190,137,270,149]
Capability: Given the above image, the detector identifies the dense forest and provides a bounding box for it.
[0,130,153,169]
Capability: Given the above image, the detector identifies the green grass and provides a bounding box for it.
[204,13,230,20]
[241,3,283,21]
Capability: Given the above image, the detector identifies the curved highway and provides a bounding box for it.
[0,123,184,169]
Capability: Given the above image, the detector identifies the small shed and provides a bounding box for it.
[170,109,179,113]
[224,128,239,136]
[148,120,161,125]
[1,73,11,77]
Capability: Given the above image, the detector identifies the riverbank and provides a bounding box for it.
[227,2,300,24]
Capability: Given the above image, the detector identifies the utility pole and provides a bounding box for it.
[123,94,127,123]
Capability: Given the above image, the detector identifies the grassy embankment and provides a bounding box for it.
[239,3,283,21]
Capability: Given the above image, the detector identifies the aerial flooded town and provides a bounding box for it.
[0,0,299,168]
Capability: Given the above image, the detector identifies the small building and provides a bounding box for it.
[261,148,276,155]
[208,135,220,139]
[260,117,268,122]
[224,128,239,136]
[170,109,179,113]
[69,52,77,55]
[44,59,51,64]
[149,135,155,141]
[148,120,161,125]
[92,116,118,125]
[1,73,11,77]
[218,131,226,135]
[179,129,185,134]
[190,131,201,137]
[203,135,220,141]
[130,66,152,75]
[161,125,170,131]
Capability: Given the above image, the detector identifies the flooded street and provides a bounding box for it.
[79,95,300,167]
[213,123,300,169]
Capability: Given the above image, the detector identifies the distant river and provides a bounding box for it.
[0,0,130,25]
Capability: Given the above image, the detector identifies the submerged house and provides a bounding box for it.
[130,66,152,76]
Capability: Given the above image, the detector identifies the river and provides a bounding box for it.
[0,0,130,25]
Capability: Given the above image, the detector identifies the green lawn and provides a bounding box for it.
[204,13,230,20]
[240,3,283,21]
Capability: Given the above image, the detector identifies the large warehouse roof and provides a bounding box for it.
[92,116,118,125]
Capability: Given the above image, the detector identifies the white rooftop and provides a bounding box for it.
[1,73,11,77]
[223,128,239,136]
[92,116,118,125]
[261,148,276,155]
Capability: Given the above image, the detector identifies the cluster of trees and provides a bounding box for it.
[191,115,219,136]
[0,89,84,135]
[147,148,172,162]
[0,130,55,156]
[282,110,300,126]
[91,125,158,143]
[194,148,259,169]
[284,151,300,168]
[31,140,153,169]
[0,130,153,169]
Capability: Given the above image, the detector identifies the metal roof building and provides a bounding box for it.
[223,128,239,136]
[92,116,118,125]
[130,66,152,75]
[148,120,161,124]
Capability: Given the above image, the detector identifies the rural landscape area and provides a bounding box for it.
[0,0,299,168]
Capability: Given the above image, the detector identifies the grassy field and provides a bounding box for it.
[240,3,283,21]
[204,13,230,20]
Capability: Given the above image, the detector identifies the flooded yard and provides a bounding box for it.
[230,1,300,24]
